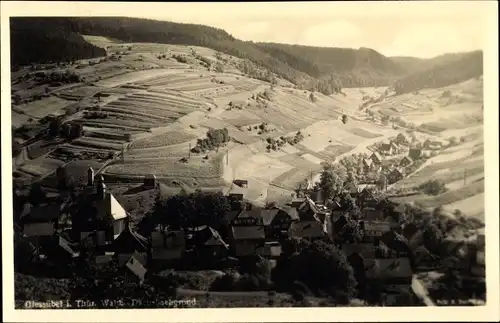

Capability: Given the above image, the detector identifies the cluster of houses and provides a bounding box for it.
[15,163,482,305]
[362,133,445,185]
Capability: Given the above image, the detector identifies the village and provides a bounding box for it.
[13,130,485,308]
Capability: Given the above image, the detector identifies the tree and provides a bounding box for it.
[309,92,316,102]
[342,114,348,124]
[317,162,347,203]
[422,222,443,253]
[336,219,363,244]
[377,174,387,191]
[275,240,357,303]
[214,62,224,73]
[418,179,447,196]
[29,183,46,206]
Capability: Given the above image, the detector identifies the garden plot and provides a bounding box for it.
[393,179,484,212]
[219,111,263,128]
[105,154,224,179]
[317,144,355,160]
[201,117,259,144]
[129,131,197,149]
[443,193,485,219]
[277,154,321,170]
[271,167,316,191]
[18,157,65,177]
[81,120,151,132]
[26,138,66,159]
[96,69,182,88]
[12,111,32,128]
[57,85,105,100]
[15,96,71,118]
[72,136,126,151]
[235,154,294,183]
[125,140,198,159]
[83,126,142,141]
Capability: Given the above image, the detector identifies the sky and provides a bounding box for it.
[133,1,485,58]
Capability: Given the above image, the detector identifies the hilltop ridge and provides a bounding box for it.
[10,17,483,94]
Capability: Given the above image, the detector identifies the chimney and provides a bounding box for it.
[87,167,95,186]
[97,182,107,200]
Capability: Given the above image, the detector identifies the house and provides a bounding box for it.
[344,182,361,198]
[399,156,413,167]
[379,142,393,155]
[124,251,148,284]
[289,220,327,240]
[359,220,391,242]
[150,228,185,265]
[388,168,405,184]
[143,174,157,189]
[231,225,266,257]
[395,133,409,145]
[19,202,61,239]
[370,152,383,165]
[364,257,413,301]
[330,201,351,223]
[390,141,400,154]
[408,148,422,160]
[268,207,300,238]
[191,226,229,263]
[227,193,245,211]
[379,231,411,258]
[233,179,248,188]
[232,204,264,226]
[257,241,282,258]
[72,179,129,248]
[261,209,280,238]
[113,223,149,266]
[363,158,373,173]
[290,197,306,208]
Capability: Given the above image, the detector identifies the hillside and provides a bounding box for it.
[254,43,406,87]
[10,17,483,94]
[394,51,483,95]
[10,18,107,66]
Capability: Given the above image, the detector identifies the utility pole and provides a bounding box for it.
[188,143,191,159]
[464,169,468,187]
[226,150,229,166]
[121,144,125,162]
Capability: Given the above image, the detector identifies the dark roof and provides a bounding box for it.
[298,197,320,221]
[237,206,264,220]
[232,226,265,240]
[261,209,280,226]
[402,223,419,240]
[20,203,61,222]
[371,152,382,160]
[380,143,391,150]
[380,231,410,254]
[113,224,149,253]
[276,207,300,221]
[227,210,241,222]
[151,228,185,248]
[192,226,229,248]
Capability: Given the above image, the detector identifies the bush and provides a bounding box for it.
[418,179,448,196]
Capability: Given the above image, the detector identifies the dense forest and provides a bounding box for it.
[10,17,483,93]
[394,50,483,94]
[10,18,106,66]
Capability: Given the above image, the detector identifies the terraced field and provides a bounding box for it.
[11,37,484,219]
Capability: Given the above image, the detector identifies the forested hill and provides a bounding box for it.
[10,17,483,94]
[10,18,107,66]
[394,50,483,94]
[253,43,407,87]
